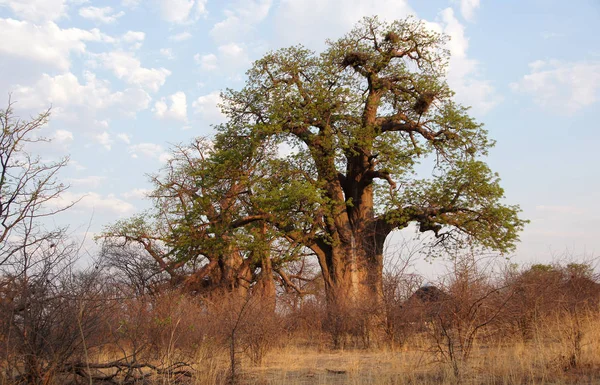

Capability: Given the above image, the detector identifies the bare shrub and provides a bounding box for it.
[203,292,282,383]
[504,261,600,370]
[382,271,423,348]
[501,263,564,342]
[0,242,114,384]
[415,252,512,381]
[281,298,326,348]
[0,101,72,270]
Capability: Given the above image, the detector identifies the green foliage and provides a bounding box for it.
[99,16,527,299]
[218,16,525,254]
[566,263,594,279]
[530,264,555,273]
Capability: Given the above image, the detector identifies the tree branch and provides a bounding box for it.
[275,268,306,295]
[364,170,397,190]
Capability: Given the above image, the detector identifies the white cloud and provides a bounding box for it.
[121,31,145,50]
[122,0,140,8]
[158,0,207,24]
[510,60,600,114]
[159,48,175,60]
[121,188,151,200]
[68,175,107,189]
[94,131,113,150]
[111,88,152,116]
[95,51,171,92]
[69,160,87,171]
[158,152,173,163]
[0,0,69,22]
[454,0,480,22]
[52,191,136,216]
[434,8,501,114]
[128,143,172,163]
[535,205,584,215]
[211,0,272,43]
[273,0,413,48]
[0,19,112,71]
[541,31,564,40]
[117,133,131,144]
[79,6,125,24]
[195,53,218,70]
[94,119,109,128]
[218,42,247,62]
[12,71,151,116]
[51,128,74,151]
[195,44,249,72]
[129,142,164,159]
[54,129,74,143]
[169,31,193,42]
[192,91,227,125]
[153,91,188,122]
[122,30,145,43]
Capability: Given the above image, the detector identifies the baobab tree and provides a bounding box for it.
[214,16,525,311]
[100,136,285,301]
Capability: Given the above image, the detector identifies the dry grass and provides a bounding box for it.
[234,341,600,384]
[6,316,600,384]
[4,276,600,385]
[210,315,600,385]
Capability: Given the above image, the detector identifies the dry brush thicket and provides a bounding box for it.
[1,250,600,385]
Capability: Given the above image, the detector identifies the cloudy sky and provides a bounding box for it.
[1,0,599,265]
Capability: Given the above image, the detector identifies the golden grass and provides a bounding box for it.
[215,315,600,385]
[30,313,600,385]
[233,340,600,385]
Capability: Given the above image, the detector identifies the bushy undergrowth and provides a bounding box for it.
[0,258,598,384]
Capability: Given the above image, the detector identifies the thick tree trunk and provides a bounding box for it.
[321,231,386,308]
[318,158,388,311]
[219,249,251,297]
[317,221,388,347]
[314,168,391,346]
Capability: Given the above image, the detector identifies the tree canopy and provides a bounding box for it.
[215,16,525,301]
[101,16,526,308]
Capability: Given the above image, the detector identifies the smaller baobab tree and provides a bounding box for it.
[99,135,296,302]
[100,137,255,296]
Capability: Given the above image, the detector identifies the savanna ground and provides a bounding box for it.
[76,311,600,385]
[240,328,600,385]
[5,256,597,385]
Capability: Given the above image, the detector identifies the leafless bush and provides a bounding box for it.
[321,295,382,349]
[282,298,326,347]
[382,270,424,348]
[416,252,512,381]
[500,263,564,342]
[204,292,282,383]
[0,240,115,384]
[0,101,73,269]
[99,242,171,296]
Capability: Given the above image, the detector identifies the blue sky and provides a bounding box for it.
[1,0,598,266]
